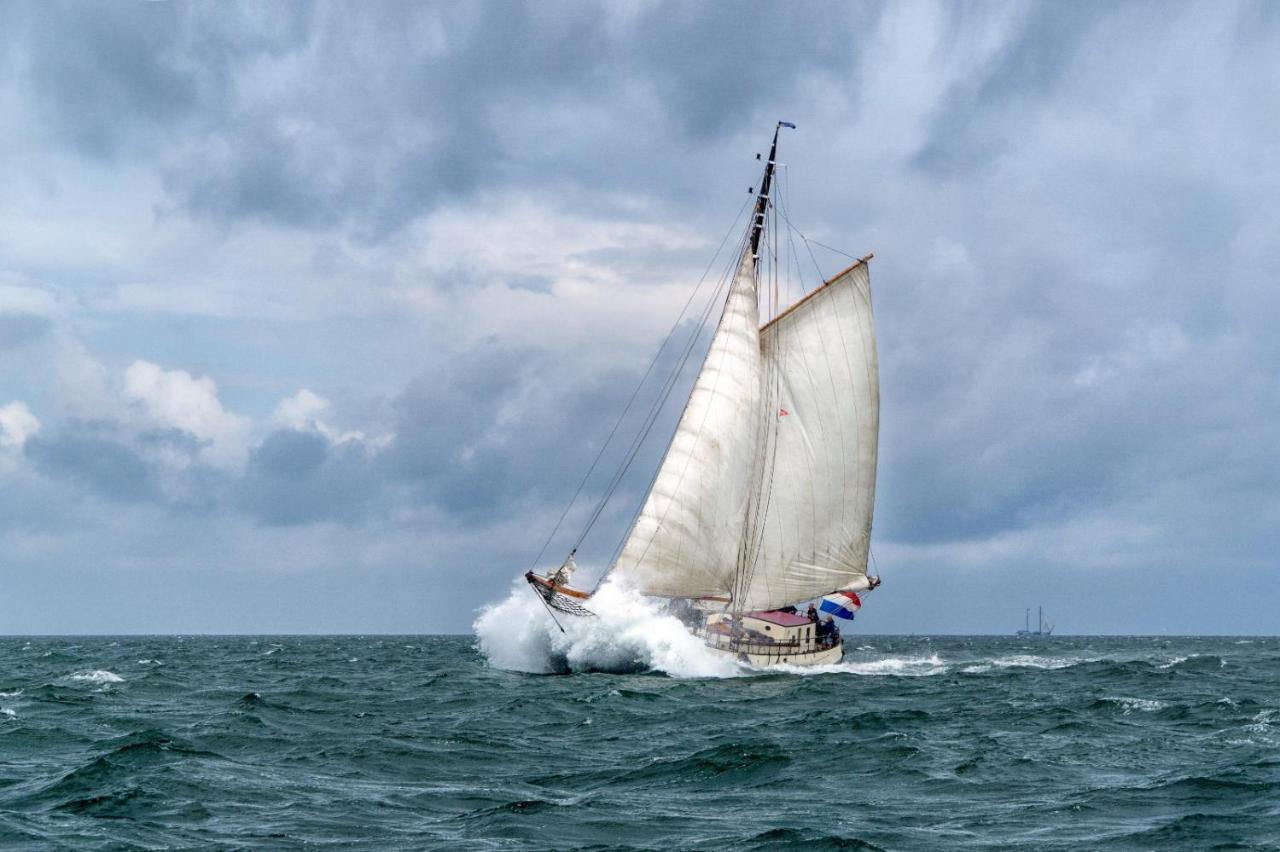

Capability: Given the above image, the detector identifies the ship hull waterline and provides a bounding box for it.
[703,639,843,668]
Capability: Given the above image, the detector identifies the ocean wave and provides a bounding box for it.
[1,634,1277,849]
[1098,696,1168,714]
[1159,654,1226,671]
[619,741,792,786]
[0,688,22,698]
[774,654,947,677]
[1,707,15,719]
[68,670,124,684]
[742,828,886,851]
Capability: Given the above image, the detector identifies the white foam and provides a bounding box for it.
[69,670,124,684]
[1104,696,1167,714]
[1,708,15,719]
[988,654,1087,670]
[474,578,741,678]
[0,689,21,698]
[773,654,948,677]
[137,659,161,666]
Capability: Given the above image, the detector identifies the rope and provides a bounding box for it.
[526,197,752,574]
[574,247,738,552]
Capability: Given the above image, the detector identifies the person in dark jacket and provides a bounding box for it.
[806,603,819,623]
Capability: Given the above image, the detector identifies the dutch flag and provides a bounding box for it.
[818,590,862,621]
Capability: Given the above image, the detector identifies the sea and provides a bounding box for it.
[1,591,1277,850]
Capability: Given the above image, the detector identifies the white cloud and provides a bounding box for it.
[0,280,64,317]
[0,401,40,449]
[121,360,250,467]
[389,194,719,370]
[272,388,370,445]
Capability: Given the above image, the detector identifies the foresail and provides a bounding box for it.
[611,252,763,599]
[739,260,878,610]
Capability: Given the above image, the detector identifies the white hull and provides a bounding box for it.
[704,638,843,668]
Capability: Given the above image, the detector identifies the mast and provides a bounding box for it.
[748,122,794,264]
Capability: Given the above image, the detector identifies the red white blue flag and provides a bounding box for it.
[819,590,862,620]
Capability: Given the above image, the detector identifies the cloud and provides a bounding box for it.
[1,2,1279,632]
[0,280,66,349]
[0,401,39,449]
[236,428,378,526]
[25,421,159,503]
[273,389,369,445]
[120,360,250,467]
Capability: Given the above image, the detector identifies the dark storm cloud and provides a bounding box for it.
[382,332,697,549]
[26,421,160,503]
[3,1,310,157]
[8,1,877,233]
[236,429,379,526]
[385,345,609,520]
[909,5,1099,177]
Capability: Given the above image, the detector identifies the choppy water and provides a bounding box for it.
[1,633,1278,849]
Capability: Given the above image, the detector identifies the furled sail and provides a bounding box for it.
[737,259,879,610]
[611,252,763,599]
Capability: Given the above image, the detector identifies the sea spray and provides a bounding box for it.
[474,578,740,678]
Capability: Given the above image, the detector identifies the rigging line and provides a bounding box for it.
[574,230,748,558]
[527,196,752,573]
[779,188,846,577]
[577,268,728,548]
[569,211,749,549]
[804,236,860,261]
[573,267,732,554]
[740,201,786,607]
[774,192,859,264]
[731,198,782,609]
[608,228,753,581]
[779,165,802,307]
[776,185,826,292]
[780,194,810,298]
[775,191,856,294]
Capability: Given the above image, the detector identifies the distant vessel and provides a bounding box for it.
[1016,606,1054,637]
[524,122,881,667]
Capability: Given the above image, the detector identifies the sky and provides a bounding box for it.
[1,1,1277,635]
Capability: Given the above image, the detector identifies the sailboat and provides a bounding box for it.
[524,122,881,667]
[1015,606,1054,637]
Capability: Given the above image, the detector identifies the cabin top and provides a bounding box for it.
[743,610,812,627]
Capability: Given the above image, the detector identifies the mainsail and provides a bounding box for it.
[561,123,880,614]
